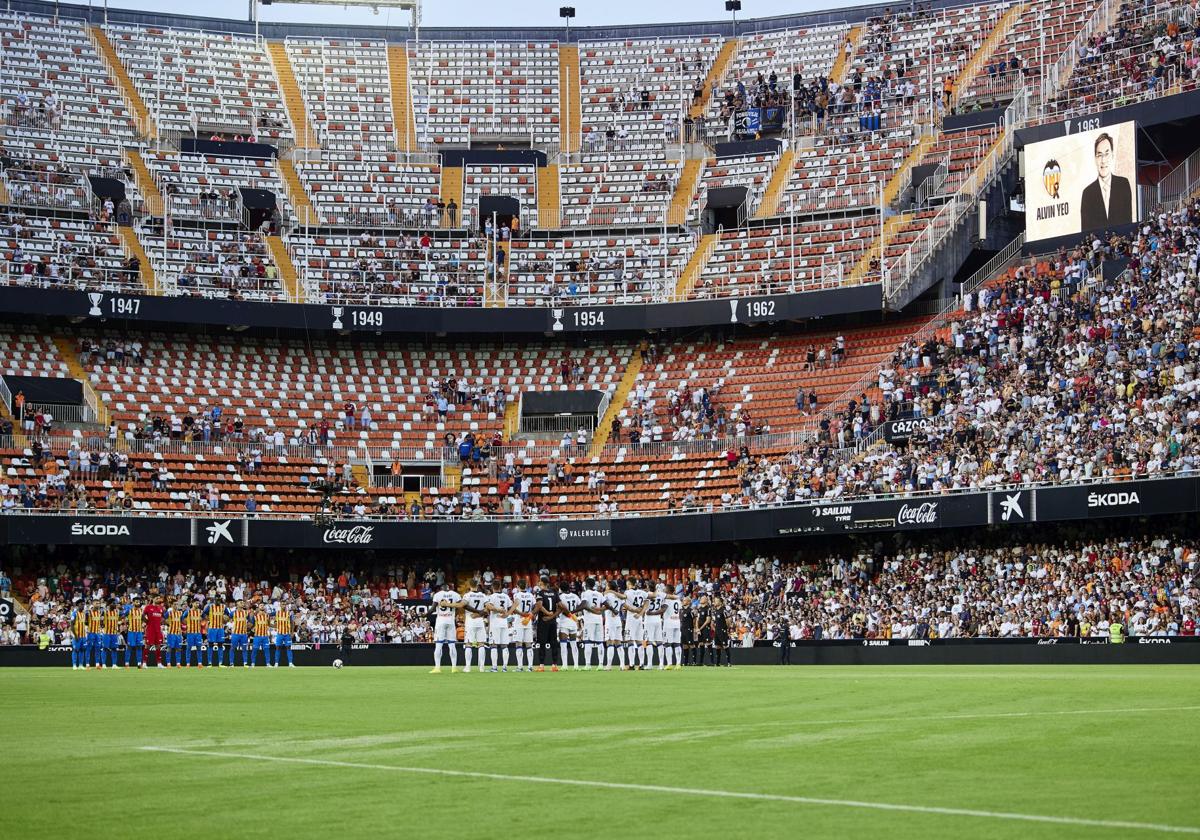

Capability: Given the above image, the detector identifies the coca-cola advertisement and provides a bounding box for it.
[896,502,939,525]
[774,493,986,536]
[322,525,375,545]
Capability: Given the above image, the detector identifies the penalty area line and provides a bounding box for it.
[139,746,1199,835]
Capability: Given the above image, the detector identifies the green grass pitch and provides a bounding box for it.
[3,665,1198,839]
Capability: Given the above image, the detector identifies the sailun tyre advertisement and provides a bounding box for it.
[1025,119,1138,242]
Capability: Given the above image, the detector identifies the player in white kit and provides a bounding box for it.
[623,580,647,670]
[558,583,582,670]
[511,580,537,672]
[461,579,489,673]
[601,580,624,670]
[578,577,605,669]
[643,583,667,670]
[429,583,462,673]
[485,581,513,672]
[663,587,683,669]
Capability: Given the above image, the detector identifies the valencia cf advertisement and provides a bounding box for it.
[1025,120,1138,242]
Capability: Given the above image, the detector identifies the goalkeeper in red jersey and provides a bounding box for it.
[143,596,165,668]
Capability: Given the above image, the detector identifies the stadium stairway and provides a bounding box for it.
[387,45,418,152]
[950,1,1030,110]
[845,212,911,285]
[265,235,303,302]
[0,177,9,205]
[125,150,163,216]
[673,232,718,300]
[829,25,864,83]
[351,462,370,489]
[668,158,704,225]
[267,41,318,149]
[441,166,464,221]
[537,164,560,228]
[442,464,462,492]
[51,335,110,428]
[690,39,738,120]
[883,134,936,208]
[119,226,157,294]
[587,348,643,458]
[753,148,795,219]
[89,26,156,140]
[558,45,582,152]
[277,159,319,226]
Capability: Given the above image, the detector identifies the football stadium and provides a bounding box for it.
[0,0,1198,834]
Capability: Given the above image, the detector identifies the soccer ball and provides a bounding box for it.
[332,659,343,668]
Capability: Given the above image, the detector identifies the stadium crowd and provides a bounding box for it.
[723,197,1200,507]
[3,520,1197,650]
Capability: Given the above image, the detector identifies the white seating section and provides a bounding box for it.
[105,25,291,142]
[700,151,781,218]
[703,23,848,121]
[0,327,70,379]
[963,0,1096,101]
[0,214,137,293]
[2,168,94,212]
[143,151,290,222]
[287,231,485,306]
[295,153,441,227]
[506,233,693,305]
[462,164,536,225]
[136,225,284,301]
[285,38,395,151]
[559,153,680,227]
[86,336,629,453]
[782,128,917,214]
[408,40,560,146]
[699,216,881,297]
[0,13,138,166]
[579,36,722,149]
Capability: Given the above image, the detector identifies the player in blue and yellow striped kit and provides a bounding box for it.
[184,603,206,667]
[250,606,271,667]
[273,606,294,668]
[70,601,88,670]
[124,597,145,669]
[165,603,184,667]
[227,602,250,667]
[103,601,123,668]
[86,604,104,668]
[206,600,228,667]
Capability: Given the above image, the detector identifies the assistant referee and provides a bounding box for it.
[534,575,561,672]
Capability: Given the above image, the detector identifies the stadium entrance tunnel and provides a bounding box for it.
[705,186,747,233]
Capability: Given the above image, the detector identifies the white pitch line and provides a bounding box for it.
[139,746,1200,835]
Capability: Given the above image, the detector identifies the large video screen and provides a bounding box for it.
[1025,120,1138,243]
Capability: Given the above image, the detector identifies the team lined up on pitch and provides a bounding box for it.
[429,575,733,672]
[68,597,299,668]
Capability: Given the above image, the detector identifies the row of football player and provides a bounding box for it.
[427,576,735,673]
[66,595,298,669]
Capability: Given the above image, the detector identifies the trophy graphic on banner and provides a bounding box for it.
[551,309,564,331]
[88,293,103,317]
[331,307,344,330]
[729,300,739,323]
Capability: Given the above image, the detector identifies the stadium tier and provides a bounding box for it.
[0,0,1198,528]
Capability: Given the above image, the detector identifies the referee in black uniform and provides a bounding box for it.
[712,597,731,666]
[534,575,561,671]
[680,598,694,667]
[694,596,712,666]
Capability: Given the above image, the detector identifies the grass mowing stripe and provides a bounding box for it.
[139,746,1200,836]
